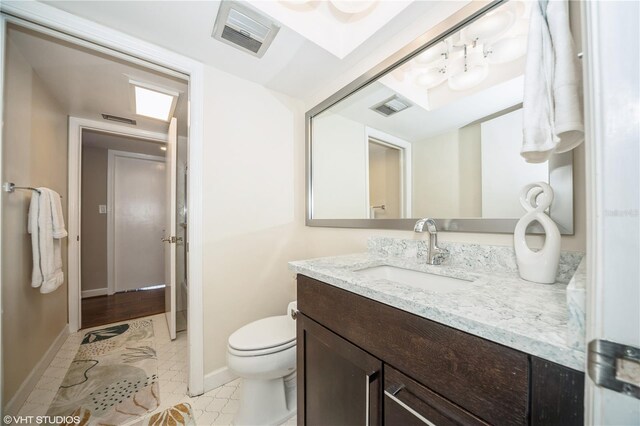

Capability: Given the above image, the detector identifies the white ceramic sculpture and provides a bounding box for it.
[514,182,561,284]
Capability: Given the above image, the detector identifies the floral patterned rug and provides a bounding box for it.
[47,320,160,425]
[133,403,195,426]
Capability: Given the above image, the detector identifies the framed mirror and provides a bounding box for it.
[306,0,574,234]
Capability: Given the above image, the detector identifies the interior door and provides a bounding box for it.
[164,117,178,340]
[112,152,166,293]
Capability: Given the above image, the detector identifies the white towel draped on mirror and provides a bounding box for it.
[522,0,584,163]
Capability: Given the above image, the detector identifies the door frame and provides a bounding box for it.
[582,1,640,424]
[69,118,167,328]
[364,127,412,218]
[0,1,207,396]
[106,149,166,295]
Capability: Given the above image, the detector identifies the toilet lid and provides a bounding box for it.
[228,315,296,352]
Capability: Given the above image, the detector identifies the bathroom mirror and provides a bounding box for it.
[306,0,574,234]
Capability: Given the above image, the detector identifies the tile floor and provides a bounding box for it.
[18,314,297,425]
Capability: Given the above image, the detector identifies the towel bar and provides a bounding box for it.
[3,182,62,197]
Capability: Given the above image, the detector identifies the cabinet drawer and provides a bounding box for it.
[298,275,529,425]
[384,365,488,426]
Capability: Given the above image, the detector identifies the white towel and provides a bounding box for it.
[547,0,584,153]
[521,0,583,162]
[522,0,558,163]
[27,188,66,294]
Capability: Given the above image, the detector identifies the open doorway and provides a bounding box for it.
[365,128,412,218]
[1,24,190,335]
[367,140,402,219]
[80,130,169,328]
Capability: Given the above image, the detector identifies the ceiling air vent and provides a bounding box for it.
[371,96,412,117]
[212,1,280,58]
[102,114,137,125]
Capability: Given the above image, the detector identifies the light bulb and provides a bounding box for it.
[415,66,447,89]
[461,8,516,44]
[414,40,448,67]
[487,35,527,64]
[447,53,488,91]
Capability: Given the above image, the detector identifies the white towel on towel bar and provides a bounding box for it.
[28,188,66,294]
[522,0,584,163]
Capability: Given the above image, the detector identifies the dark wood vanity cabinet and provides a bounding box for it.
[296,274,585,426]
[297,314,382,426]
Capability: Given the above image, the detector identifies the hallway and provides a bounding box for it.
[81,288,165,329]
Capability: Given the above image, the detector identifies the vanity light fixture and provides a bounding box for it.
[130,79,179,122]
[447,48,488,91]
[408,1,528,93]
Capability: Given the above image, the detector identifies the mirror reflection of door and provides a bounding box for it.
[367,139,402,219]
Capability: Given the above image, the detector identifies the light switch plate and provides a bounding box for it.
[99,205,107,214]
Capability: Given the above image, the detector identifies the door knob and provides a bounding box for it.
[161,237,172,243]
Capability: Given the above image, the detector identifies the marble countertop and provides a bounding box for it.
[290,248,586,371]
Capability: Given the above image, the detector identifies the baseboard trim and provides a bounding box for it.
[81,288,107,298]
[4,324,69,415]
[201,366,238,396]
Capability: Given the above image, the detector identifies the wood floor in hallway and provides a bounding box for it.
[81,287,165,329]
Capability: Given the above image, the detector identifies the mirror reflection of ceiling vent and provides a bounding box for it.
[212,1,280,58]
[371,96,412,117]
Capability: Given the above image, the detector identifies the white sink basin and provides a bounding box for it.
[355,265,472,293]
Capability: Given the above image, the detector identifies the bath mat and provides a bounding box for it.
[47,319,160,425]
[130,403,196,426]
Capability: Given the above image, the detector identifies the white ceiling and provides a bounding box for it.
[41,0,469,103]
[6,24,189,136]
[83,130,167,157]
[247,1,413,59]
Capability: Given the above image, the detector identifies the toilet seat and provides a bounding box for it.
[228,315,295,357]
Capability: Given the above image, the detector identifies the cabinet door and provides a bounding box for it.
[530,357,584,426]
[297,313,382,426]
[384,366,488,426]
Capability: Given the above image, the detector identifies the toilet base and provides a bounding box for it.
[233,375,296,426]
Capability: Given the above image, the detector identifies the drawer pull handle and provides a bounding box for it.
[384,390,436,426]
[365,375,370,425]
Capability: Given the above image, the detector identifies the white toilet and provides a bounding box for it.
[227,302,297,426]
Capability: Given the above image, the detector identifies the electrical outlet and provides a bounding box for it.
[99,205,107,214]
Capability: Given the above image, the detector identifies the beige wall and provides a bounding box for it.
[81,146,108,292]
[312,112,366,219]
[412,130,461,218]
[457,123,482,217]
[202,65,306,373]
[1,39,68,409]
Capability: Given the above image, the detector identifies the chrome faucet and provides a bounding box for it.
[414,218,449,265]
